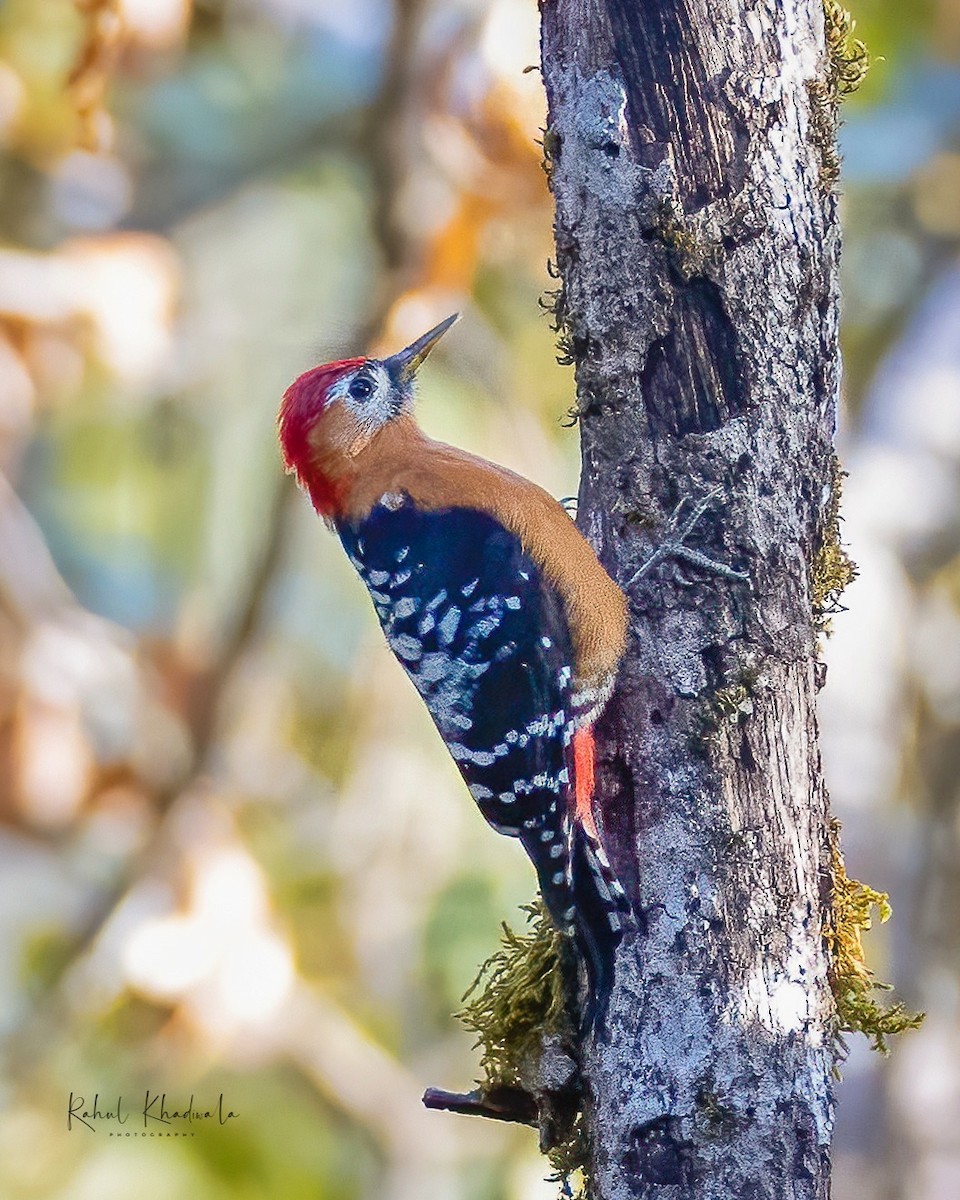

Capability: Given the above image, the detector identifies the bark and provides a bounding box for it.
[539,2,840,1197]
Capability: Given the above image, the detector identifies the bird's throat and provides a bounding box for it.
[303,415,424,518]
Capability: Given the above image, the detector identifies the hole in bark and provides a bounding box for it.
[649,708,664,725]
[601,140,620,158]
[640,278,748,436]
[607,0,752,210]
[700,644,726,690]
[625,1116,695,1187]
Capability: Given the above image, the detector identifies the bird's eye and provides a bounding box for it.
[348,376,374,401]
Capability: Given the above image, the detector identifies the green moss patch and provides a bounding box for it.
[812,456,859,633]
[457,900,571,1091]
[823,1,872,100]
[825,818,924,1054]
[808,2,873,187]
[457,901,588,1187]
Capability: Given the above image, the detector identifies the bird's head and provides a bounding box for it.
[278,313,458,515]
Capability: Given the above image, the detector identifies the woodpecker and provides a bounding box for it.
[278,315,630,1020]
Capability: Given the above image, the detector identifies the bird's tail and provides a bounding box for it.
[521,817,627,1036]
[566,726,631,1033]
[570,816,630,1033]
[518,727,631,1034]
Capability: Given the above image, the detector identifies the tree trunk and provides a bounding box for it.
[540,1,839,1196]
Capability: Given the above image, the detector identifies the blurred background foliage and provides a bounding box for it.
[0,1,957,1198]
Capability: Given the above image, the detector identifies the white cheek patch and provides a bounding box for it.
[331,364,396,428]
[325,373,356,404]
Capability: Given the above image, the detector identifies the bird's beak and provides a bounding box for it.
[384,313,459,384]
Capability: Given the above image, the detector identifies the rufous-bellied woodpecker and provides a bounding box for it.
[278,315,630,1021]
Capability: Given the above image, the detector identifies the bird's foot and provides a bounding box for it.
[630,487,750,587]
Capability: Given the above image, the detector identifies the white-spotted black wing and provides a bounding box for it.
[338,498,577,928]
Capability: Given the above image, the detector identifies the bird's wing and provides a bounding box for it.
[338,499,577,918]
